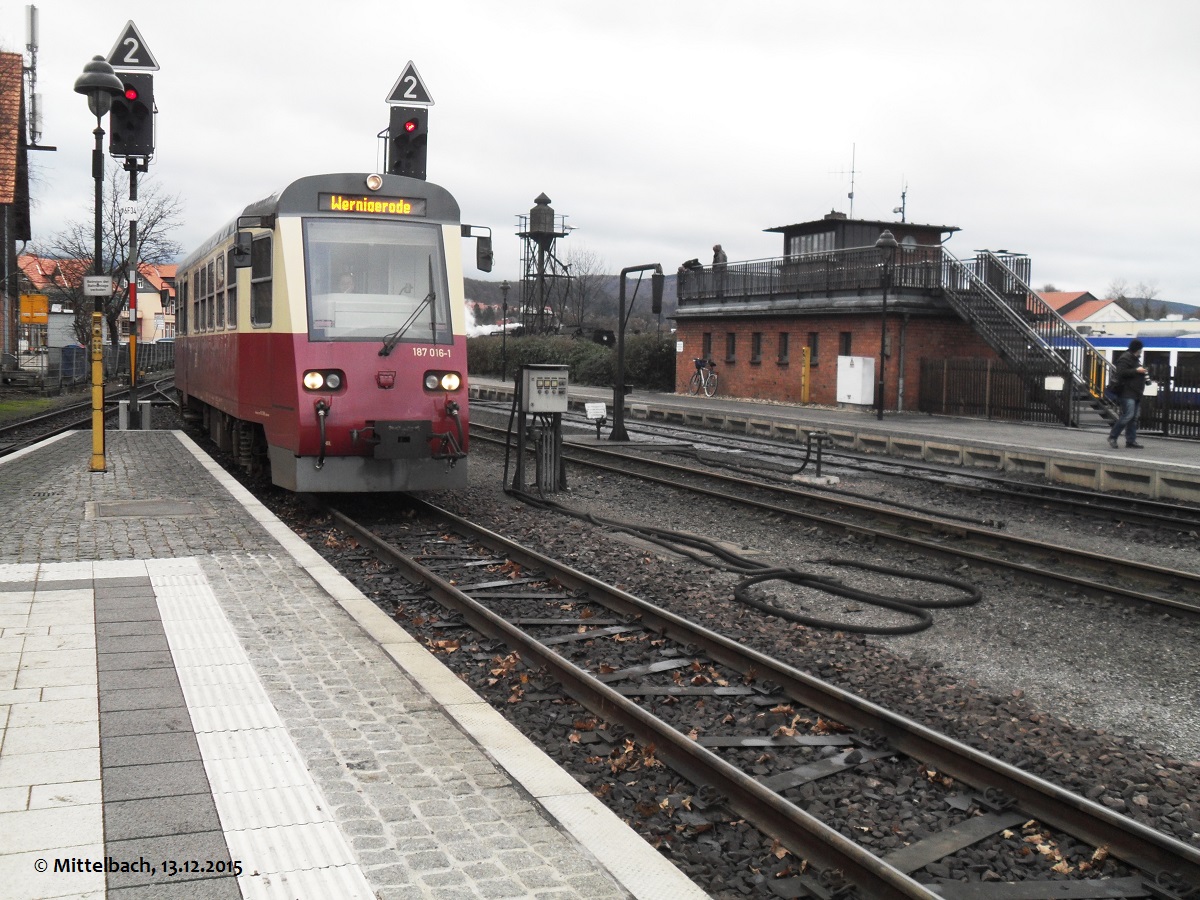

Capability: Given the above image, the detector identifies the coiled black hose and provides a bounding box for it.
[505,487,981,634]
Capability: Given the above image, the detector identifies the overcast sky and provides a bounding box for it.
[5,1,1199,304]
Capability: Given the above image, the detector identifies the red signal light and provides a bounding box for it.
[404,118,418,133]
[124,85,139,101]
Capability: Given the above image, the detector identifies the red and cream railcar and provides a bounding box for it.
[176,172,479,492]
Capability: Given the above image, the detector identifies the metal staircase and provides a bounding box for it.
[938,250,1119,426]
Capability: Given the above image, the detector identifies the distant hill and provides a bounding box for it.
[1159,300,1200,318]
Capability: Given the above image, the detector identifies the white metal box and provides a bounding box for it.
[836,355,875,405]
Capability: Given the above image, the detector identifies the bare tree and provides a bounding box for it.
[32,166,183,345]
[561,245,611,332]
[1108,277,1168,319]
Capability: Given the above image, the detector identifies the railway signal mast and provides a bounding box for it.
[384,62,432,180]
[105,20,158,430]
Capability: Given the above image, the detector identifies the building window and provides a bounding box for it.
[787,231,834,257]
[751,332,762,364]
[807,331,819,366]
[839,331,852,356]
[702,332,713,361]
[778,332,790,365]
[725,332,736,363]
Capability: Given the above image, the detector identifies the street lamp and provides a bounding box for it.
[875,229,899,421]
[500,280,510,382]
[74,55,124,472]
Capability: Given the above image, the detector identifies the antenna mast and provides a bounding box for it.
[846,144,857,218]
[893,179,908,223]
[24,4,42,146]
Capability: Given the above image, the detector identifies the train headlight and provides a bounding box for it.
[423,370,462,392]
[302,369,345,392]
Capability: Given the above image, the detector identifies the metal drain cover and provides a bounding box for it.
[94,500,201,518]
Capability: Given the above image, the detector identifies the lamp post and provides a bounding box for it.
[74,55,124,472]
[500,280,510,382]
[875,229,899,421]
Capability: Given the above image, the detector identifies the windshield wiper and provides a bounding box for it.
[379,255,437,357]
[379,290,434,357]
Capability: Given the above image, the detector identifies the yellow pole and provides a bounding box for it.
[90,310,106,471]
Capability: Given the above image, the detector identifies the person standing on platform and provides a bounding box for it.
[712,244,727,297]
[1107,338,1149,449]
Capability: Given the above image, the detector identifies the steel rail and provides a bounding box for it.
[534,436,1200,617]
[473,409,1200,531]
[328,503,941,899]
[331,500,1200,889]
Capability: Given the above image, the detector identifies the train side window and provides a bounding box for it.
[193,270,202,333]
[215,256,226,329]
[251,236,272,327]
[226,249,238,328]
[206,260,216,331]
[178,277,188,335]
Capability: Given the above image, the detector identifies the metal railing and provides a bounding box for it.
[945,251,1119,416]
[677,245,945,302]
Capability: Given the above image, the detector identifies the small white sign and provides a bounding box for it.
[83,276,113,297]
[119,199,140,221]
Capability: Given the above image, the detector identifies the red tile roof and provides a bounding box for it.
[18,254,92,291]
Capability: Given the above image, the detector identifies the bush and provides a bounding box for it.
[467,333,676,390]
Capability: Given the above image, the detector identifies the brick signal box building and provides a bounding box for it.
[673,211,1007,412]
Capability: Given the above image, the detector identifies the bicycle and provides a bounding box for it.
[689,357,718,397]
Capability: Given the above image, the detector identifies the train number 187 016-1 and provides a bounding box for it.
[412,347,452,358]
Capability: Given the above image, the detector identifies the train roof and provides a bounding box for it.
[179,173,461,272]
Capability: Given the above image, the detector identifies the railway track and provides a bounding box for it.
[321,497,1200,899]
[470,421,1200,621]
[472,401,1200,533]
[0,379,176,457]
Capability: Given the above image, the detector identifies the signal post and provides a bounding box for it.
[105,23,158,429]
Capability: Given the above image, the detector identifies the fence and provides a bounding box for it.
[918,358,1065,425]
[1142,364,1200,439]
[0,342,175,394]
[920,357,1200,439]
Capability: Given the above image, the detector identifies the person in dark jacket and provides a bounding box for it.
[1107,338,1149,449]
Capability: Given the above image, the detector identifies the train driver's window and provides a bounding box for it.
[250,236,272,327]
[304,219,450,344]
[226,249,238,328]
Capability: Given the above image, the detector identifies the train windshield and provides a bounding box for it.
[303,218,452,344]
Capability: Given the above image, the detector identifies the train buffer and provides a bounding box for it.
[585,401,608,438]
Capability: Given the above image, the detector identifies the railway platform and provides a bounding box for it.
[0,431,707,900]
[469,376,1200,503]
